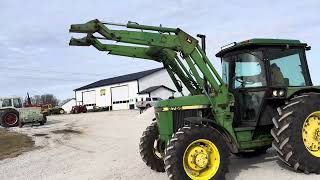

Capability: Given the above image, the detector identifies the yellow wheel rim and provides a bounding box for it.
[60,110,64,114]
[302,111,320,158]
[183,139,220,180]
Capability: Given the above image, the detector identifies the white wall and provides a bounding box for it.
[75,80,139,109]
[138,69,189,97]
[74,69,190,110]
[150,87,174,99]
[61,99,76,113]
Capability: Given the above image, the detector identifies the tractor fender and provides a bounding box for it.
[288,88,320,99]
[184,117,239,153]
[0,108,19,115]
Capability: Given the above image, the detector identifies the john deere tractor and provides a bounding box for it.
[69,19,320,179]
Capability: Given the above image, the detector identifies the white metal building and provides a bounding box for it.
[74,67,186,110]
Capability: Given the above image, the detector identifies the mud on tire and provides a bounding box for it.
[164,125,230,180]
[139,122,165,172]
[271,93,320,174]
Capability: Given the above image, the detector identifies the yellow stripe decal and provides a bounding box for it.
[161,105,208,112]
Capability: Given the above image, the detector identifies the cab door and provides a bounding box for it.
[227,50,268,127]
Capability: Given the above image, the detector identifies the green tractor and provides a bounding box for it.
[69,19,320,179]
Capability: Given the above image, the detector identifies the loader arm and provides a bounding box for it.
[68,19,235,122]
[70,35,199,95]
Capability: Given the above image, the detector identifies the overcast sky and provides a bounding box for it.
[1,0,319,100]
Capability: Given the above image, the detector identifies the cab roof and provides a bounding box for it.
[216,38,308,57]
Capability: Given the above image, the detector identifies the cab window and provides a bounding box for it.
[222,59,230,84]
[233,51,266,88]
[2,99,12,107]
[268,49,307,87]
[13,98,22,108]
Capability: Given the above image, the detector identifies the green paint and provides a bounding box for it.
[69,19,317,154]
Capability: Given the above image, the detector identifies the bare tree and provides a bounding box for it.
[24,94,59,106]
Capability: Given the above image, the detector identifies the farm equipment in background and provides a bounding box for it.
[136,97,162,114]
[69,19,320,179]
[70,105,87,114]
[0,96,47,128]
[41,104,65,116]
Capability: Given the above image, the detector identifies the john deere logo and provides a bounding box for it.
[100,89,106,96]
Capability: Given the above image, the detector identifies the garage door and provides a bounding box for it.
[82,90,96,106]
[111,85,129,110]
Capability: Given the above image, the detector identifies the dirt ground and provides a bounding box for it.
[0,110,320,180]
[0,129,35,160]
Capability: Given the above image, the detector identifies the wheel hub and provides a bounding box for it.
[183,139,220,179]
[187,146,209,170]
[302,112,320,157]
[195,153,209,168]
[4,113,18,126]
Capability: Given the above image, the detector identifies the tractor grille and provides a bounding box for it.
[173,110,198,132]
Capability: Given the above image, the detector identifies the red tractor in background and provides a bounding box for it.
[70,105,87,114]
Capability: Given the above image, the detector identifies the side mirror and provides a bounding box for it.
[284,78,289,86]
[306,46,311,51]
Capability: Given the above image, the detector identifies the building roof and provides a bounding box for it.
[59,98,75,106]
[216,38,308,57]
[74,67,164,91]
[138,85,176,94]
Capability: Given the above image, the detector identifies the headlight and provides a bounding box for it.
[279,90,285,97]
[272,89,286,97]
[272,90,278,97]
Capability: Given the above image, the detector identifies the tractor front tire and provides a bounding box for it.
[165,125,230,180]
[40,115,47,126]
[139,122,165,172]
[18,120,24,128]
[271,93,320,174]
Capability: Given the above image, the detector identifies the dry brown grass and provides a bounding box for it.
[0,129,35,160]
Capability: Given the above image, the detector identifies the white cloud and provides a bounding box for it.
[0,0,319,100]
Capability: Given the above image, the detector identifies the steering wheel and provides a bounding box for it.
[235,76,256,87]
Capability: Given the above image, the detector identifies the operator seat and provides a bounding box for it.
[270,63,287,86]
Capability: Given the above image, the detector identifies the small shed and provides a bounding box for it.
[138,85,175,99]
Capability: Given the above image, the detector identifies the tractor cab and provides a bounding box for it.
[216,39,313,127]
[0,97,23,109]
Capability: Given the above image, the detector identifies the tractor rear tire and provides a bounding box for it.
[139,122,165,172]
[1,109,19,127]
[271,93,320,174]
[164,125,230,180]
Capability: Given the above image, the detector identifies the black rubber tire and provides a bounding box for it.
[271,93,320,174]
[139,122,165,172]
[0,109,19,127]
[164,125,230,180]
[146,104,151,109]
[43,116,47,124]
[19,120,24,128]
[40,116,47,125]
[83,107,87,113]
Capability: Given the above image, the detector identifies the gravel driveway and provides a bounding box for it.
[0,110,319,180]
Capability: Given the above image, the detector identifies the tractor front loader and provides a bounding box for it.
[69,19,320,179]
